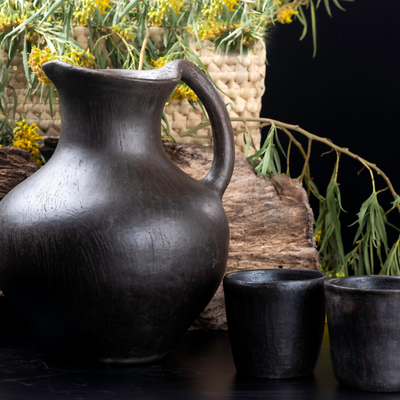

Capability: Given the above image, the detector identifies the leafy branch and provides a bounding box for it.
[180,116,400,277]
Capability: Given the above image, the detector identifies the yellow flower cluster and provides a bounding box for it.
[0,13,25,33]
[201,0,240,18]
[13,120,43,166]
[153,57,198,101]
[64,47,96,68]
[148,0,184,26]
[321,264,346,279]
[172,83,198,101]
[189,22,241,41]
[314,229,324,244]
[26,31,38,43]
[112,24,135,41]
[28,46,95,85]
[28,47,57,85]
[73,0,111,25]
[276,6,299,24]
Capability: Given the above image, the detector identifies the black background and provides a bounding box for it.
[261,0,400,261]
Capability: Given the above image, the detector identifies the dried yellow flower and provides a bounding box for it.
[13,120,43,166]
[73,0,111,25]
[148,0,184,26]
[152,57,198,101]
[276,6,299,24]
[28,47,57,85]
[28,46,96,85]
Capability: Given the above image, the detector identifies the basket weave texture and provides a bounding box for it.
[1,29,265,153]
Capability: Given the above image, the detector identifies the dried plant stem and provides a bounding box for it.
[358,158,376,193]
[286,139,292,176]
[238,117,400,214]
[299,138,312,184]
[181,116,400,214]
[138,30,149,71]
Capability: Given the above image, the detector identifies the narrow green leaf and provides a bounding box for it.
[332,0,346,11]
[1,3,47,43]
[369,235,374,273]
[363,239,370,275]
[273,147,281,182]
[375,210,388,251]
[298,6,308,41]
[169,5,177,26]
[48,86,54,117]
[39,0,65,24]
[161,110,176,143]
[323,0,332,16]
[22,35,31,85]
[310,0,317,57]
[244,127,251,158]
[274,128,286,157]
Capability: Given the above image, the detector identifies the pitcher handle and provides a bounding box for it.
[171,60,235,198]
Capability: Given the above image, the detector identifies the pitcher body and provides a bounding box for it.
[0,60,234,362]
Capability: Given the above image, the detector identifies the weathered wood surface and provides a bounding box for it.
[0,147,38,201]
[163,143,319,330]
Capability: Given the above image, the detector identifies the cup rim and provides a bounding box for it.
[325,275,400,294]
[224,268,327,286]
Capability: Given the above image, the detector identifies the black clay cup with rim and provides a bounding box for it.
[223,268,327,379]
[325,275,400,393]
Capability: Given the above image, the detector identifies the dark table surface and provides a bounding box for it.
[0,325,397,400]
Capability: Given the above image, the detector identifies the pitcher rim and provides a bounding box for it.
[224,268,327,286]
[325,275,400,294]
[43,60,182,84]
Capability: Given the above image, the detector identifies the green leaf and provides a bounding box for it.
[7,36,21,67]
[161,110,175,143]
[22,35,31,85]
[120,0,142,20]
[391,195,400,209]
[273,147,281,182]
[298,7,308,41]
[169,4,177,26]
[310,0,317,57]
[375,209,388,251]
[244,128,251,158]
[363,239,370,275]
[274,127,286,158]
[2,3,48,43]
[323,0,332,16]
[334,185,346,212]
[95,5,102,29]
[11,91,17,121]
[331,0,346,11]
[326,181,345,262]
[222,3,230,24]
[39,0,66,25]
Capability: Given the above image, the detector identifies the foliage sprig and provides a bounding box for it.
[181,116,400,278]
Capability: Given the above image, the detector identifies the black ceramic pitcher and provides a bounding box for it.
[0,60,234,363]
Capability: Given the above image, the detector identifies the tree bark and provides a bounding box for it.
[163,142,319,330]
[0,147,38,201]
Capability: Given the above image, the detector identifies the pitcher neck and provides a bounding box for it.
[42,62,180,155]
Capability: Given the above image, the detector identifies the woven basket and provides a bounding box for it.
[0,30,265,153]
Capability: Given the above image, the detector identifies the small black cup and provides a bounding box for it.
[223,269,327,379]
[325,276,400,392]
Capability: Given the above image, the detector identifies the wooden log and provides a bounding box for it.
[0,147,38,201]
[163,142,320,330]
